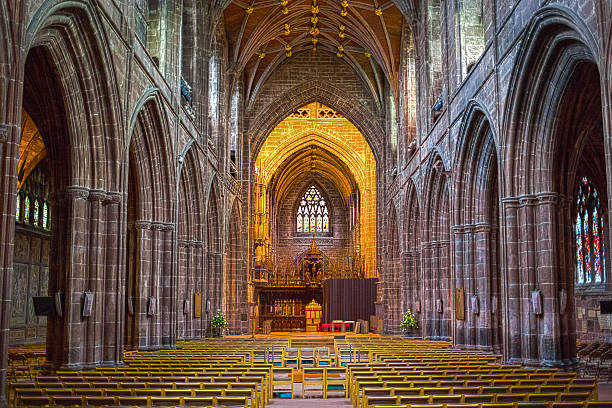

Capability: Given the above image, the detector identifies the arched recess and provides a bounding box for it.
[206,177,222,335]
[400,21,418,160]
[3,1,123,384]
[402,180,421,330]
[384,203,402,333]
[224,199,246,334]
[125,94,176,351]
[452,102,501,352]
[422,153,451,340]
[426,0,443,108]
[248,82,384,162]
[501,6,606,365]
[177,143,207,340]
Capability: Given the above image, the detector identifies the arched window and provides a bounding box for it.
[42,202,49,230]
[16,194,21,221]
[24,196,30,224]
[576,177,605,285]
[33,199,40,227]
[297,186,329,233]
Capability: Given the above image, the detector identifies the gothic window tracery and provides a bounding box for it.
[576,177,605,285]
[15,167,50,231]
[297,186,329,234]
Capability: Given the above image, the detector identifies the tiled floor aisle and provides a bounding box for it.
[268,398,352,407]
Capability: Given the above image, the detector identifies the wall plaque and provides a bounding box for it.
[194,293,202,318]
[455,288,465,320]
[0,124,8,142]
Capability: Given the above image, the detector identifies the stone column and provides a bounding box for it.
[519,196,539,365]
[63,186,90,370]
[133,220,151,350]
[160,223,176,348]
[475,223,492,350]
[421,241,433,338]
[0,122,20,408]
[536,193,562,365]
[85,190,106,367]
[502,197,522,362]
[452,225,466,348]
[103,192,122,365]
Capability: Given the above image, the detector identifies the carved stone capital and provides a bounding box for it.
[501,197,521,209]
[88,190,107,202]
[65,186,90,200]
[103,192,122,206]
[536,192,559,205]
[151,222,165,231]
[161,223,175,232]
[473,223,492,233]
[134,220,151,230]
[518,195,538,207]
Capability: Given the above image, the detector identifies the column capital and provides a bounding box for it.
[65,186,90,200]
[103,192,122,206]
[88,189,107,202]
[518,195,538,207]
[134,220,151,230]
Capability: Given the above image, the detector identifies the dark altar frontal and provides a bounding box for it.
[255,236,376,332]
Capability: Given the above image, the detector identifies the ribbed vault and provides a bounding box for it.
[223,0,404,105]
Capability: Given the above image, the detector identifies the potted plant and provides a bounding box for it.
[400,309,418,336]
[211,309,228,337]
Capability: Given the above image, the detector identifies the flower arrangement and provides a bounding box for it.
[400,309,418,333]
[212,309,228,333]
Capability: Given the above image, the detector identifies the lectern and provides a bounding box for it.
[305,299,322,332]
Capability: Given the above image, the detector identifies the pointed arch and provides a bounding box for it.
[224,198,246,334]
[176,141,207,340]
[500,6,605,364]
[248,81,385,163]
[421,153,451,340]
[402,179,421,324]
[384,201,402,333]
[26,0,122,190]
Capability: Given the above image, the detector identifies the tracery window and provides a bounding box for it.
[576,177,605,285]
[23,196,30,224]
[16,167,50,231]
[16,194,21,221]
[297,186,329,234]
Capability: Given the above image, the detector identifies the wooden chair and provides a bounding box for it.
[83,396,116,406]
[150,396,183,406]
[216,396,249,407]
[302,368,325,399]
[183,396,216,406]
[272,367,293,399]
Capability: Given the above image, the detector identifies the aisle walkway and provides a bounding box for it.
[268,398,352,407]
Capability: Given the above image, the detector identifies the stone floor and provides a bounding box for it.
[599,382,612,400]
[268,398,352,407]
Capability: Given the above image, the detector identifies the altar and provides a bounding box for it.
[254,234,376,332]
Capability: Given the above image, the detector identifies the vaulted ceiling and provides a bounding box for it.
[223,0,404,106]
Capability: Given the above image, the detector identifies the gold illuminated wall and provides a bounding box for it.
[255,102,377,276]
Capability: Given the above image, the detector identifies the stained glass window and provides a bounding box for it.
[16,194,20,221]
[297,186,329,233]
[42,202,49,230]
[24,196,30,224]
[33,199,40,227]
[576,177,605,284]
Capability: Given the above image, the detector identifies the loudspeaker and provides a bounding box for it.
[532,289,543,316]
[32,296,55,316]
[82,291,94,317]
[55,291,64,317]
[600,301,612,314]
